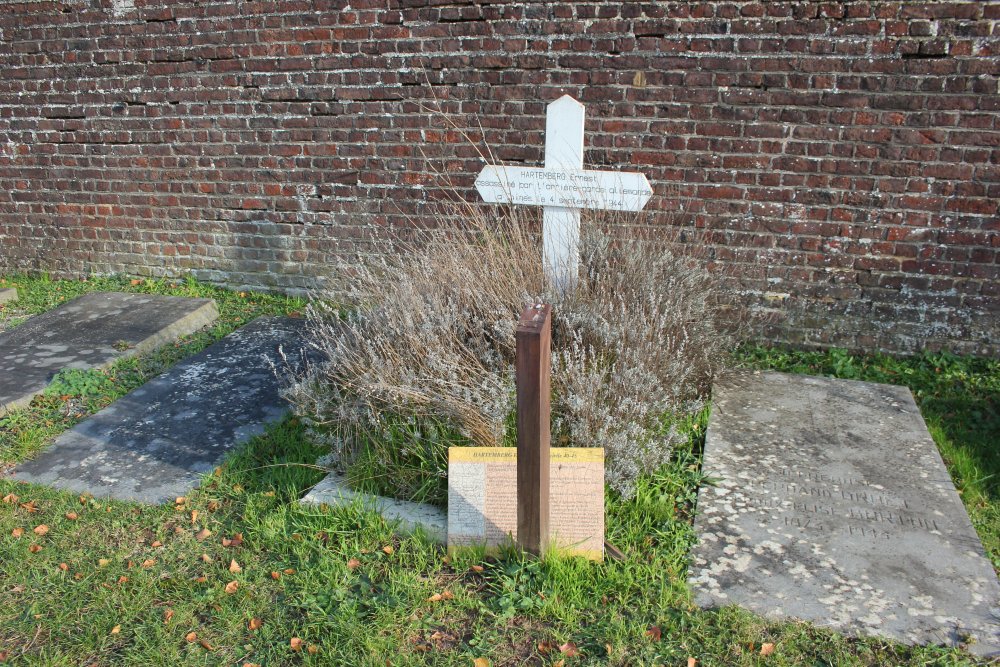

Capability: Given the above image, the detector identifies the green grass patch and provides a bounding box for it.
[0,277,994,664]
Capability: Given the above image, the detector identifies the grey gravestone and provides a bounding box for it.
[0,292,218,415]
[689,371,1000,656]
[12,317,311,504]
[0,288,16,304]
[302,472,447,543]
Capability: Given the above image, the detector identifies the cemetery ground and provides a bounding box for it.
[0,275,997,666]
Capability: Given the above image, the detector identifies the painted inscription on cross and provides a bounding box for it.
[475,95,653,290]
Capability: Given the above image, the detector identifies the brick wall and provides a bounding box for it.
[0,1,997,355]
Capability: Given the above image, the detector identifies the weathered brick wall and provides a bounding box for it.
[0,1,997,354]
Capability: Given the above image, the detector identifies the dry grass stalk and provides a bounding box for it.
[286,198,739,500]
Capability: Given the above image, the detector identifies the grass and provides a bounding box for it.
[0,273,996,665]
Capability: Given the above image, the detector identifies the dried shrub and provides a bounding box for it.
[285,203,740,502]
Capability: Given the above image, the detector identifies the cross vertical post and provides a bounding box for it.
[515,302,552,556]
[542,96,585,292]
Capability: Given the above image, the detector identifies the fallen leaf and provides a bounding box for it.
[200,554,212,563]
[559,641,580,657]
[20,501,38,513]
[190,510,198,524]
[537,640,555,654]
[199,639,214,651]
[207,500,220,511]
[28,544,42,553]
[111,625,121,635]
[175,497,186,505]
[98,558,111,567]
[117,575,128,584]
[58,562,69,571]
[185,631,197,642]
[270,571,281,580]
[130,279,142,286]
[646,625,662,641]
[760,642,775,656]
[64,512,78,520]
[473,658,490,667]
[347,558,361,570]
[248,617,263,631]
[283,568,295,575]
[195,528,212,541]
[151,540,163,548]
[307,644,318,655]
[11,528,23,538]
[74,572,83,580]
[688,658,697,667]
[2,493,18,504]
[382,545,394,555]
[164,609,174,623]
[140,559,156,568]
[195,576,208,583]
[243,664,261,667]
[229,559,242,573]
[605,642,613,656]
[33,525,49,536]
[470,564,484,573]
[441,590,454,600]
[290,637,303,652]
[224,580,239,595]
[222,533,244,548]
[553,661,565,667]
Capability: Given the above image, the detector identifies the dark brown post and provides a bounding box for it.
[516,302,552,556]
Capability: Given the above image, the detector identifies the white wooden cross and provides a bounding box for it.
[474,95,653,290]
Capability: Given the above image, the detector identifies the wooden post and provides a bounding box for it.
[516,303,552,556]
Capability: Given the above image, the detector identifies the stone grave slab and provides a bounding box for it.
[301,472,447,543]
[0,291,218,415]
[689,371,1000,656]
[0,287,16,304]
[448,447,604,560]
[11,317,311,504]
